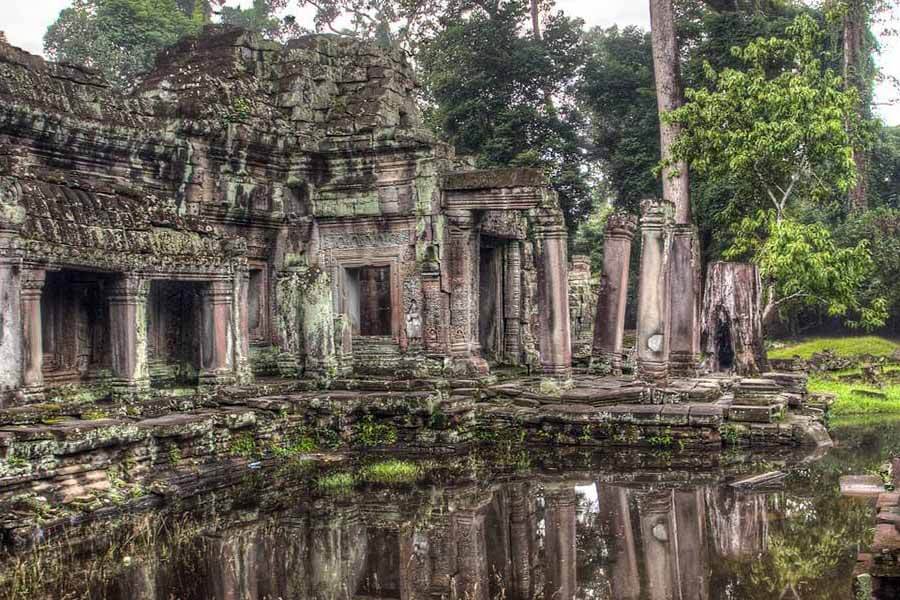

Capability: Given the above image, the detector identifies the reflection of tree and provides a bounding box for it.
[717,489,873,599]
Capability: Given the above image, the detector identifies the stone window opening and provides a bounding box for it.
[147,281,203,387]
[39,270,112,386]
[344,265,393,337]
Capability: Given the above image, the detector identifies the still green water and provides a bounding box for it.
[3,417,898,600]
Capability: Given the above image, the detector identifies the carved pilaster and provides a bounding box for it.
[636,200,673,386]
[591,211,637,375]
[232,267,253,384]
[199,279,235,386]
[421,247,449,355]
[503,241,522,365]
[109,274,150,399]
[0,260,22,405]
[19,269,45,402]
[532,208,572,378]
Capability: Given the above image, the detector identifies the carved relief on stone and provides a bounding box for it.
[319,231,412,250]
[479,210,527,239]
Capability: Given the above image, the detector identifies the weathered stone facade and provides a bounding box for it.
[0,27,573,406]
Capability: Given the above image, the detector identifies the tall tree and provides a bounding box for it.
[44,0,200,89]
[418,0,592,231]
[649,0,690,224]
[666,14,886,328]
[840,0,871,211]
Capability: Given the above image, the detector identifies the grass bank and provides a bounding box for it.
[808,377,900,416]
[767,336,898,360]
[769,335,900,415]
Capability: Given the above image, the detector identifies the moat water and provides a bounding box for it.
[3,417,898,600]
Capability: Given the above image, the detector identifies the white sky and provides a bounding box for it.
[1,0,898,124]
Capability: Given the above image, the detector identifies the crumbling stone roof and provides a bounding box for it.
[11,180,241,271]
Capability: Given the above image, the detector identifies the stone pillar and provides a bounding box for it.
[109,274,150,398]
[300,268,337,379]
[503,241,522,365]
[533,209,572,378]
[544,485,577,600]
[591,211,637,375]
[398,529,431,600]
[674,489,709,599]
[0,260,22,404]
[200,279,235,386]
[20,268,46,402]
[447,210,488,375]
[638,491,679,600]
[598,485,641,599]
[508,482,536,600]
[636,200,673,385]
[668,225,701,377]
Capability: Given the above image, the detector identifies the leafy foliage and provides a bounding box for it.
[726,210,887,328]
[578,26,659,213]
[418,0,593,231]
[44,0,199,89]
[43,0,291,89]
[665,14,860,220]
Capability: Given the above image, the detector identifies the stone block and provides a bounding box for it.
[727,402,785,423]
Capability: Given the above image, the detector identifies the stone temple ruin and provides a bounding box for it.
[0,27,577,404]
[0,23,830,493]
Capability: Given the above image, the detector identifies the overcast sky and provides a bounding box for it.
[1,0,898,124]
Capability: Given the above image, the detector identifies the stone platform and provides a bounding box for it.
[0,372,830,548]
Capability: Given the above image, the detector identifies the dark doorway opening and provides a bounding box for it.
[147,281,203,387]
[715,317,735,371]
[41,270,112,385]
[479,239,505,362]
[346,266,392,336]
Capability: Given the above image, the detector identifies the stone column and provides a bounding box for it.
[674,489,709,600]
[0,260,22,404]
[636,200,673,385]
[504,241,523,365]
[533,209,572,378]
[300,267,337,379]
[200,279,235,386]
[668,225,701,377]
[447,210,488,375]
[109,274,150,398]
[20,268,46,402]
[598,485,641,599]
[544,485,577,600]
[591,211,637,375]
[508,482,536,600]
[638,490,679,600]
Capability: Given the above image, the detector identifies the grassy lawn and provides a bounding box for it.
[767,335,899,360]
[769,335,900,415]
[809,377,900,416]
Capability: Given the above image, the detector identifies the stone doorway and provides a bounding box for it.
[147,281,203,387]
[40,270,112,386]
[345,265,393,336]
[479,238,506,363]
[714,316,736,372]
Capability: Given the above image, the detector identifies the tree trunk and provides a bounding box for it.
[649,0,690,225]
[701,262,766,375]
[844,0,868,211]
[530,0,541,41]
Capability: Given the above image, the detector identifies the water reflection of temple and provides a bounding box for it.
[93,476,772,600]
